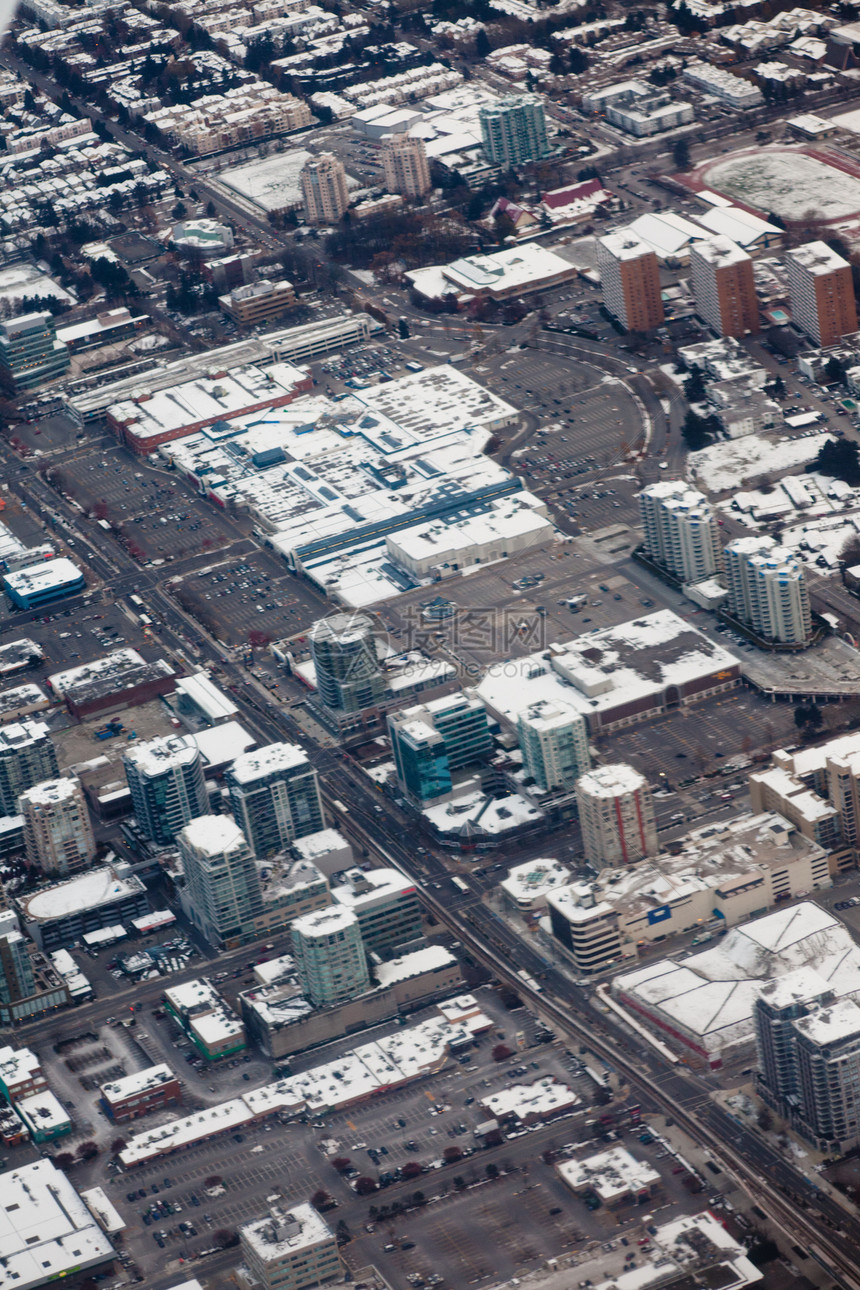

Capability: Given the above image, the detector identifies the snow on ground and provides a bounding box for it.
[704,149,860,221]
[0,263,74,307]
[687,432,832,493]
[718,469,860,573]
[216,149,314,212]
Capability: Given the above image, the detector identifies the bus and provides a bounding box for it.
[451,876,469,894]
[332,799,349,815]
[517,969,542,993]
[139,614,152,627]
[129,594,144,609]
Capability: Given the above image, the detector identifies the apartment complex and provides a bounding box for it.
[689,236,759,338]
[19,777,96,877]
[178,816,263,950]
[388,692,492,803]
[755,976,860,1153]
[219,279,297,326]
[309,613,384,712]
[638,481,722,583]
[381,135,432,197]
[240,1204,340,1290]
[300,153,350,224]
[226,743,324,858]
[597,230,664,331]
[479,94,549,166]
[123,736,209,845]
[332,867,422,955]
[146,86,312,156]
[290,905,370,1006]
[575,764,657,867]
[786,240,858,347]
[517,699,590,792]
[0,312,70,394]
[0,720,58,816]
[724,536,812,645]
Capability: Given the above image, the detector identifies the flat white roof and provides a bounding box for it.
[577,763,646,799]
[175,672,238,721]
[482,1077,578,1120]
[692,234,750,267]
[3,557,82,596]
[101,1063,177,1104]
[793,998,860,1045]
[374,945,457,987]
[180,814,246,857]
[241,1203,334,1261]
[292,904,358,938]
[0,1160,114,1289]
[228,740,309,784]
[558,1146,659,1201]
[48,648,148,695]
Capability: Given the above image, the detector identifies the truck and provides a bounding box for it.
[94,719,125,741]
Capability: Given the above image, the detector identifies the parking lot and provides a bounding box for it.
[51,447,243,565]
[55,983,720,1288]
[173,548,327,649]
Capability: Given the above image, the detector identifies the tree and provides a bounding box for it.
[811,437,860,485]
[825,355,846,385]
[492,1043,513,1061]
[213,1228,239,1248]
[443,1146,463,1162]
[335,1219,351,1245]
[475,26,491,56]
[204,1175,223,1188]
[77,1141,99,1160]
[54,1152,75,1171]
[683,364,706,403]
[332,1157,352,1173]
[486,1162,499,1178]
[682,409,716,451]
[771,374,786,398]
[672,138,690,171]
[484,1128,504,1148]
[398,317,410,339]
[794,704,811,729]
[354,1176,378,1195]
[110,1137,127,1154]
[311,1190,333,1211]
[401,1161,423,1180]
[412,1190,426,1206]
[172,201,187,220]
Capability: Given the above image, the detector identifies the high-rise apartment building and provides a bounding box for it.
[479,95,549,167]
[0,932,35,1007]
[19,777,95,877]
[0,720,58,817]
[724,536,812,645]
[290,905,369,1006]
[226,743,324,858]
[381,135,431,198]
[638,481,722,583]
[755,974,860,1153]
[596,230,664,331]
[178,815,263,949]
[575,764,657,867]
[689,235,759,338]
[300,154,350,225]
[786,241,858,347]
[0,312,70,394]
[517,699,590,792]
[332,867,423,955]
[309,613,384,713]
[123,735,208,844]
[388,692,492,803]
[240,1204,341,1290]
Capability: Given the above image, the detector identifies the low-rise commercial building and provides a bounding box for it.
[0,1159,115,1288]
[500,857,570,913]
[682,62,763,107]
[0,1044,47,1103]
[582,80,694,136]
[48,649,176,718]
[558,1146,660,1207]
[2,558,84,610]
[100,1064,182,1122]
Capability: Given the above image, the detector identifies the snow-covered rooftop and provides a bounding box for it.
[0,1159,115,1289]
[558,1146,659,1201]
[788,239,850,275]
[374,945,457,987]
[241,1204,334,1262]
[482,1077,578,1121]
[577,764,646,800]
[19,865,145,923]
[614,900,860,1058]
[3,557,82,597]
[100,1064,177,1104]
[227,741,309,784]
[179,815,246,857]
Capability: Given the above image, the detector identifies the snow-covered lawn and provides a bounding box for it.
[687,432,832,493]
[217,149,314,212]
[704,150,860,221]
